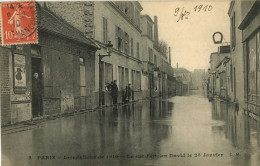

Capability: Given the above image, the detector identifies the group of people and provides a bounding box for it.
[106,80,118,104]
[105,80,132,104]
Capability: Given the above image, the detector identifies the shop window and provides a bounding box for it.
[248,35,256,95]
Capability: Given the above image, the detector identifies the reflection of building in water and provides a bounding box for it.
[211,100,254,148]
[210,99,260,166]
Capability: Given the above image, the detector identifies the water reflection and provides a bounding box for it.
[211,99,260,166]
[1,97,260,166]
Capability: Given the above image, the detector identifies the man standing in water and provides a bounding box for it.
[111,80,118,105]
[32,72,43,117]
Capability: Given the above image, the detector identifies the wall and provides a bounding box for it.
[93,2,143,103]
[39,31,96,114]
[0,46,11,126]
[229,0,245,107]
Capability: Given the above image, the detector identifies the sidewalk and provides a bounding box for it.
[1,99,143,135]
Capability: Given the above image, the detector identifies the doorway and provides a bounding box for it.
[31,57,43,117]
[80,57,86,110]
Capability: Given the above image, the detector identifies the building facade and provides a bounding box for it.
[1,1,184,126]
[228,0,260,118]
[44,1,173,105]
[0,6,99,126]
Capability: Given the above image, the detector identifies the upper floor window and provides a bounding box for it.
[149,47,153,63]
[154,54,157,66]
[102,17,108,44]
[137,42,140,59]
[147,22,153,40]
[115,26,123,52]
[131,38,134,57]
[231,12,236,49]
[134,8,140,28]
[124,32,130,55]
[129,3,134,21]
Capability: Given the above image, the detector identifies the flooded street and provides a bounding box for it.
[2,92,260,166]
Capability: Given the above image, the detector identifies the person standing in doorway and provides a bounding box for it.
[32,72,43,117]
[111,80,118,105]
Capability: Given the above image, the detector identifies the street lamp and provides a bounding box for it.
[99,41,113,107]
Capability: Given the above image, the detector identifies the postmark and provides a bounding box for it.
[1,0,38,45]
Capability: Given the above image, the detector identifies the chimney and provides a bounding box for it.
[169,47,171,65]
[154,16,159,47]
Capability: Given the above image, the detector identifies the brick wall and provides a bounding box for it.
[45,1,94,38]
[0,47,11,126]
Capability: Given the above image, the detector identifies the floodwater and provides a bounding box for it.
[2,91,260,166]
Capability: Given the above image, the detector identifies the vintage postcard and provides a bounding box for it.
[1,0,259,166]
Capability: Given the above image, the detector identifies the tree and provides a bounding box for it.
[158,40,168,58]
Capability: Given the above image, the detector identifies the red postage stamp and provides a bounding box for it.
[1,1,38,45]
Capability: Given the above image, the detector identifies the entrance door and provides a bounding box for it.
[31,57,43,117]
[80,58,86,110]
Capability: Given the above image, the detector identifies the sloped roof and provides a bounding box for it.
[173,67,191,74]
[37,6,100,49]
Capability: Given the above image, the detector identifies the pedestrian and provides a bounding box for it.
[32,72,43,117]
[125,84,131,103]
[111,80,118,105]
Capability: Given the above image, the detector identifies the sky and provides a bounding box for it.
[140,0,231,71]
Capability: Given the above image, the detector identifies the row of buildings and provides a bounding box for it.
[208,0,260,120]
[0,1,188,126]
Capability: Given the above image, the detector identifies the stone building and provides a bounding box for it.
[0,6,99,126]
[44,1,173,106]
[208,47,230,99]
[228,0,260,117]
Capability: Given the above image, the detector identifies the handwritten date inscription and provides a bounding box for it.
[174,5,213,22]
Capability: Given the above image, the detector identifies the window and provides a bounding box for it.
[125,68,129,87]
[248,35,256,95]
[102,17,108,44]
[129,3,134,20]
[231,12,236,49]
[147,22,153,39]
[124,32,129,55]
[131,38,133,57]
[125,2,129,16]
[104,63,113,89]
[154,54,157,66]
[118,66,124,90]
[135,71,141,91]
[149,47,153,63]
[132,70,141,91]
[115,26,123,52]
[137,42,140,59]
[134,8,140,28]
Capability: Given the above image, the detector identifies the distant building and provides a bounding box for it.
[208,46,230,99]
[191,69,206,90]
[173,67,191,94]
